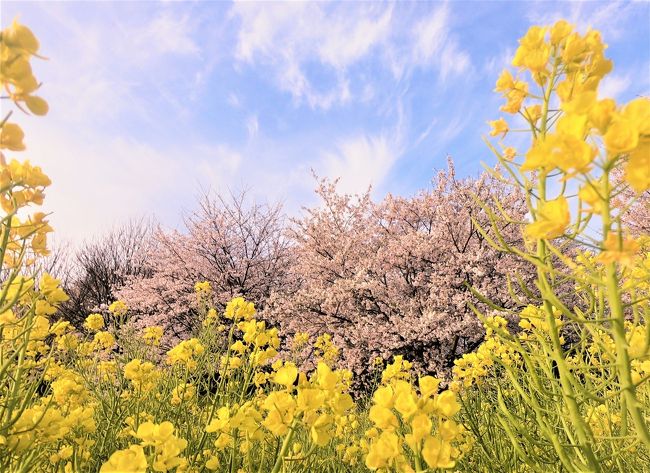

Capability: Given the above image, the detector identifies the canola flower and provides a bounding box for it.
[2,16,649,473]
[471,18,650,472]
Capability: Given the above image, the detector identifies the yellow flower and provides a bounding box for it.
[597,234,639,268]
[622,98,650,135]
[519,25,547,50]
[502,146,516,160]
[369,405,398,431]
[365,430,401,470]
[489,118,509,137]
[24,95,48,116]
[292,331,310,349]
[194,280,212,294]
[99,445,147,473]
[561,91,596,115]
[124,359,159,390]
[394,389,418,419]
[3,18,40,54]
[410,412,432,443]
[108,300,128,317]
[98,361,117,380]
[136,422,187,472]
[603,118,639,154]
[230,340,246,354]
[167,338,205,370]
[422,436,455,469]
[5,160,51,187]
[206,406,231,433]
[418,376,440,398]
[435,391,460,418]
[562,32,587,63]
[143,326,163,346]
[39,273,68,304]
[589,99,616,133]
[205,456,220,470]
[84,313,104,332]
[381,355,412,383]
[512,26,550,73]
[525,197,570,240]
[262,391,296,436]
[500,81,528,114]
[310,413,334,446]
[550,19,573,45]
[137,421,175,445]
[224,297,255,320]
[171,383,196,406]
[296,388,324,413]
[1,123,26,151]
[273,363,298,387]
[494,69,514,93]
[523,132,595,174]
[93,331,115,350]
[625,142,650,192]
[578,182,604,214]
[314,333,340,364]
[556,113,588,138]
[315,362,339,391]
[524,104,542,124]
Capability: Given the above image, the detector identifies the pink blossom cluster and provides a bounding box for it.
[116,161,532,379]
[116,192,291,342]
[265,160,532,382]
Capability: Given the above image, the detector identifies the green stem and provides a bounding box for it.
[532,54,600,471]
[271,420,297,473]
[601,174,650,448]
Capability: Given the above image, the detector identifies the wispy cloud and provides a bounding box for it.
[600,73,632,100]
[22,119,242,243]
[320,133,401,196]
[232,2,393,109]
[408,4,471,81]
[230,2,470,109]
[246,114,259,139]
[526,0,637,40]
[3,0,647,245]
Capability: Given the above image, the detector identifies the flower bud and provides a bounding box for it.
[24,95,48,116]
[0,123,26,151]
[3,19,40,54]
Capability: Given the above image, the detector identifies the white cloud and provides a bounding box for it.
[0,2,237,245]
[31,4,205,130]
[228,92,241,108]
[19,118,242,244]
[317,7,393,70]
[231,2,470,109]
[483,46,515,78]
[526,0,636,40]
[246,114,259,139]
[411,6,449,64]
[134,12,200,58]
[319,133,402,195]
[599,73,632,100]
[403,4,471,82]
[438,39,471,82]
[232,2,392,109]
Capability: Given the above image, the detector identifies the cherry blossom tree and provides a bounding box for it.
[613,168,650,237]
[117,191,292,339]
[266,160,532,384]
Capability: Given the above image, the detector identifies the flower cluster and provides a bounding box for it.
[364,358,471,471]
[166,338,205,370]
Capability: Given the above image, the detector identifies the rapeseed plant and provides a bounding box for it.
[1,16,648,473]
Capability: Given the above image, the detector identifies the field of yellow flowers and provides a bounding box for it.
[1,17,649,473]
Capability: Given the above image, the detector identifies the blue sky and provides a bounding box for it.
[2,1,649,243]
